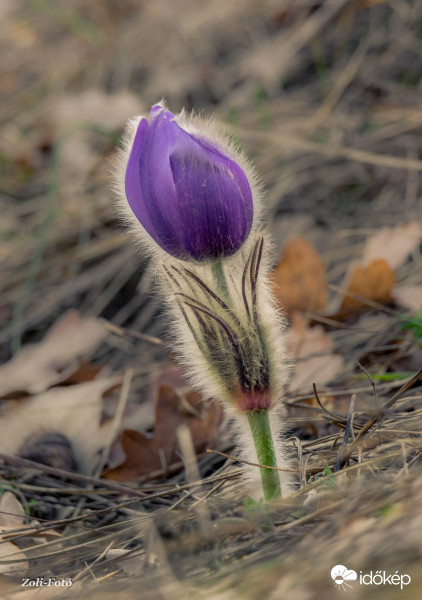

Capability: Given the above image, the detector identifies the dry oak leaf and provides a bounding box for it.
[338,258,395,314]
[391,285,422,315]
[104,383,222,482]
[0,492,61,538]
[270,237,326,314]
[0,377,121,474]
[0,492,29,578]
[334,222,420,316]
[0,540,28,577]
[0,310,108,397]
[362,222,421,270]
[0,492,25,528]
[0,492,61,558]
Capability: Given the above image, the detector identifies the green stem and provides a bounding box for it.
[247,410,281,501]
[211,259,230,302]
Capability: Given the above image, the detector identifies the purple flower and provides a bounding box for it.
[125,105,254,261]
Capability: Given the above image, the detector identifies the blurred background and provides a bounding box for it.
[1,0,421,366]
[1,2,422,597]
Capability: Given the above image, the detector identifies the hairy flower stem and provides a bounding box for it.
[211,259,230,301]
[211,254,281,501]
[247,410,281,501]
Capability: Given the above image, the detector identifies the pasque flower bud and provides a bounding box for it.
[123,104,254,261]
[114,102,292,501]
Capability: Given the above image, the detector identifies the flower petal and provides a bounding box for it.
[138,110,188,257]
[169,133,253,260]
[125,117,158,238]
[150,104,174,121]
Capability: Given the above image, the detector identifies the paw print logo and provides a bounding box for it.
[331,565,357,591]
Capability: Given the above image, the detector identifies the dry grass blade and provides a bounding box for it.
[339,368,422,465]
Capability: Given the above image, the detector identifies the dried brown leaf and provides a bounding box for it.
[338,258,395,314]
[270,237,326,314]
[362,222,421,270]
[332,222,420,316]
[0,492,25,528]
[0,540,28,577]
[0,311,108,397]
[0,377,120,474]
[104,384,222,482]
[391,285,422,315]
